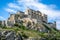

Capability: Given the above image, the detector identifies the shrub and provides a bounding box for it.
[14,23,19,27]
[22,34,29,38]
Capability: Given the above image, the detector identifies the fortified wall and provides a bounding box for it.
[0,8,56,32]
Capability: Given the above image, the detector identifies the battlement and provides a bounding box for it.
[25,8,47,23]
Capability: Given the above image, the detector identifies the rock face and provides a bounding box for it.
[0,31,15,40]
[15,34,23,40]
[0,31,23,40]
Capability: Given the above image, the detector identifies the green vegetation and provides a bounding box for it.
[0,23,60,40]
[42,23,60,40]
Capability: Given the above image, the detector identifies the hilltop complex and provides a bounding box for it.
[0,8,56,32]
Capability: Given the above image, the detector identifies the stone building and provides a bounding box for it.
[2,8,56,32]
[48,21,56,28]
[7,14,15,27]
[25,8,43,23]
[2,20,7,26]
[42,14,47,23]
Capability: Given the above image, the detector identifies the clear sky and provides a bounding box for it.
[0,0,60,30]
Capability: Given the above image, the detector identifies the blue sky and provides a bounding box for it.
[0,0,14,20]
[41,0,60,10]
[0,0,60,30]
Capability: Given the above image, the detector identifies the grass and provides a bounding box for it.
[0,23,60,39]
[0,26,49,38]
[0,27,41,37]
